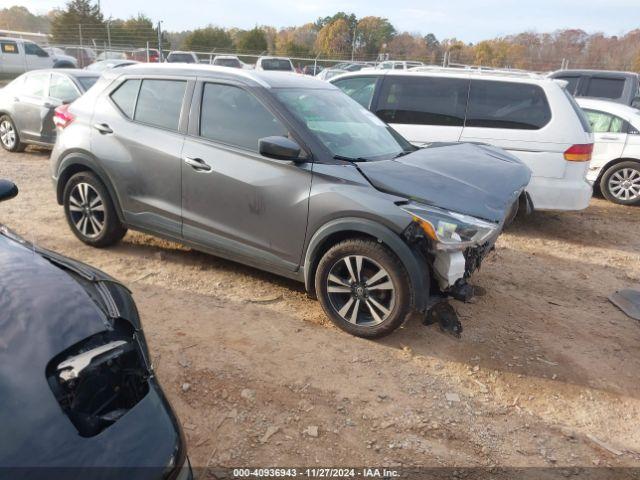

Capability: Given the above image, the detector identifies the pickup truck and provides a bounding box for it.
[0,37,76,77]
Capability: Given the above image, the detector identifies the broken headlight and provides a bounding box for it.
[401,203,498,251]
[46,320,150,438]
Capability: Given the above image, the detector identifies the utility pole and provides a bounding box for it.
[106,17,112,52]
[157,20,163,62]
[351,27,357,61]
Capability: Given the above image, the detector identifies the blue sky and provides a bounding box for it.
[16,0,640,42]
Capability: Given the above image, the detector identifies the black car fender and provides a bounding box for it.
[303,217,430,312]
[55,150,126,223]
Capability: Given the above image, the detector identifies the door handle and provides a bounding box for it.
[600,135,620,141]
[183,156,212,172]
[13,97,20,103]
[93,123,113,134]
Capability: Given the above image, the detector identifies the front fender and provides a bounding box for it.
[303,217,430,312]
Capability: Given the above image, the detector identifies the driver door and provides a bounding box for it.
[181,81,312,273]
[24,42,52,70]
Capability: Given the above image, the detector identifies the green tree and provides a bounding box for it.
[108,14,167,50]
[236,27,267,53]
[183,26,233,51]
[356,16,395,55]
[50,0,105,45]
[0,6,50,33]
[315,18,351,56]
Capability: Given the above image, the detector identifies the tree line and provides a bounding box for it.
[1,2,639,70]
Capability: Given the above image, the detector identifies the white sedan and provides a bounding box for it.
[577,98,640,205]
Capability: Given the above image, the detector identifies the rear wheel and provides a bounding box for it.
[63,172,127,247]
[0,115,26,152]
[315,239,412,338]
[600,161,640,206]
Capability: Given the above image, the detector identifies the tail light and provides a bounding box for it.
[564,143,593,162]
[53,104,75,129]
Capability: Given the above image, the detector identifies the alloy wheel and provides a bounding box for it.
[0,120,16,149]
[326,255,396,326]
[608,167,640,202]
[69,183,105,239]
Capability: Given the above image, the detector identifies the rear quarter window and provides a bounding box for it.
[466,80,551,130]
[110,79,141,118]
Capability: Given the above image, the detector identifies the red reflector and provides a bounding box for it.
[53,104,75,129]
[564,143,593,162]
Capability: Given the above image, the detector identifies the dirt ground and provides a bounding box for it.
[2,147,640,475]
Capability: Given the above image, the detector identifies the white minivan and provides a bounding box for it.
[331,69,594,211]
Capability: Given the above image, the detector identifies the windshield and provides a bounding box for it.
[77,76,99,91]
[215,58,241,68]
[261,59,293,71]
[274,88,413,161]
[168,53,196,63]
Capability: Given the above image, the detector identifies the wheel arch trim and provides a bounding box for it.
[303,217,429,311]
[55,151,126,223]
[597,157,640,185]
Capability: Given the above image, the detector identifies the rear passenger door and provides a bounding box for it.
[0,40,24,74]
[583,109,627,167]
[372,75,469,144]
[13,72,50,143]
[180,80,312,273]
[91,76,192,237]
[460,80,565,178]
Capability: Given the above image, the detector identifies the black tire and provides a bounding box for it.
[315,238,412,338]
[600,161,640,206]
[63,171,127,247]
[0,115,26,152]
[53,61,75,68]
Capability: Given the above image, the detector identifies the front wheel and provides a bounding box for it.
[600,161,640,206]
[315,239,412,338]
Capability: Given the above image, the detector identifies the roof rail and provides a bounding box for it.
[409,64,545,79]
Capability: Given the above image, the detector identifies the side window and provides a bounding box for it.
[24,42,47,56]
[49,74,79,102]
[22,73,48,97]
[376,75,468,127]
[466,80,551,130]
[584,110,627,133]
[1,41,18,54]
[333,76,377,109]
[110,79,141,118]
[134,79,187,130]
[556,75,580,95]
[585,77,625,99]
[393,63,404,70]
[200,83,287,151]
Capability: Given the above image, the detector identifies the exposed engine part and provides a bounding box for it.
[57,340,128,382]
[423,301,463,337]
[47,321,150,437]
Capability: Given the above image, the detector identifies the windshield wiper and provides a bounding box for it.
[333,154,369,163]
[394,151,411,159]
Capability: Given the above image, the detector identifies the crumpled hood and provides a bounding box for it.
[358,142,532,223]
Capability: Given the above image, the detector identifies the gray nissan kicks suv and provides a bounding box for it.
[50,64,530,338]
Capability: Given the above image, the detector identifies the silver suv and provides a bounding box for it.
[50,64,530,338]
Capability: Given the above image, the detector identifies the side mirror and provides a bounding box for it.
[631,97,640,109]
[259,136,303,162]
[0,180,18,202]
[38,50,50,58]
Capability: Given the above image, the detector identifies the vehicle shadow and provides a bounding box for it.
[379,246,640,400]
[505,197,640,256]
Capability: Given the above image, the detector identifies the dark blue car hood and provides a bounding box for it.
[0,230,181,476]
[358,142,532,223]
